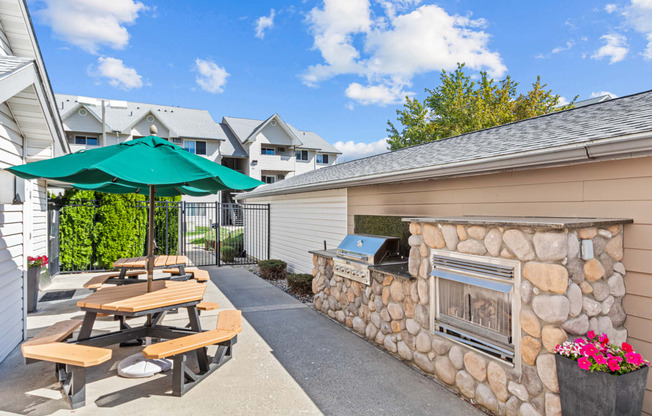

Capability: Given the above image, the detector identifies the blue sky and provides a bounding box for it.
[28,0,652,160]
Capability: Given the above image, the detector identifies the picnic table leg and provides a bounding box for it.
[187,306,202,332]
[77,312,97,340]
[118,268,127,279]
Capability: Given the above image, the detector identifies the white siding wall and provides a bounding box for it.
[0,101,25,362]
[244,189,348,274]
[62,110,102,134]
[131,116,169,138]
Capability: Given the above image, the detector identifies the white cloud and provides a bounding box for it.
[333,137,389,160]
[605,3,618,13]
[591,33,629,63]
[36,0,146,54]
[591,90,619,98]
[194,58,229,93]
[625,0,652,58]
[345,82,410,105]
[91,57,143,89]
[255,9,276,39]
[552,40,575,54]
[557,96,570,106]
[302,1,505,105]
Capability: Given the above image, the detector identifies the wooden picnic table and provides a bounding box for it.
[108,255,190,284]
[75,280,207,344]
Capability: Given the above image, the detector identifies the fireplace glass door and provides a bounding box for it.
[437,276,512,345]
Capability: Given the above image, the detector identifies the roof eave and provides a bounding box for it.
[236,130,652,200]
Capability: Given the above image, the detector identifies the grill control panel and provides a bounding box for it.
[333,258,370,285]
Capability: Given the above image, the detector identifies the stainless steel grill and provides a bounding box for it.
[333,234,401,285]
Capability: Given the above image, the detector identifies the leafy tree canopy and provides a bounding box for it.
[386,63,576,151]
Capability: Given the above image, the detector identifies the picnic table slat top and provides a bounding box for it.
[77,280,206,313]
[112,255,188,270]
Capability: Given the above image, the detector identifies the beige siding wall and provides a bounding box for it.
[346,155,652,413]
[245,189,347,274]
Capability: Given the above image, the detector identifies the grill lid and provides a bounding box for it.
[337,234,395,256]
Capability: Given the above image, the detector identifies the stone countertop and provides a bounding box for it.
[309,249,338,259]
[369,262,414,281]
[402,216,633,229]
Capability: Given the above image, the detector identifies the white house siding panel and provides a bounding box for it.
[0,98,24,362]
[131,116,169,138]
[30,179,47,256]
[63,110,103,134]
[293,151,317,176]
[244,189,347,274]
[257,123,295,146]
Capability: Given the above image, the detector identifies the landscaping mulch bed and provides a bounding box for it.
[234,265,313,304]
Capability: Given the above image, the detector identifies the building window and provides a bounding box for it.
[171,138,182,145]
[295,150,309,161]
[316,154,329,164]
[262,175,275,184]
[71,135,98,145]
[261,148,275,155]
[184,140,207,155]
[186,203,206,217]
[277,174,285,180]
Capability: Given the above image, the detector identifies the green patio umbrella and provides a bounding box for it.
[73,181,215,197]
[7,134,263,291]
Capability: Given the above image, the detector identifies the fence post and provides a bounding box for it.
[216,202,220,266]
[267,204,271,260]
[165,202,169,254]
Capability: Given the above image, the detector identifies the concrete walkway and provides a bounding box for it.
[0,267,483,416]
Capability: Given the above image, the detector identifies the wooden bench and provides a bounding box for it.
[196,301,219,311]
[142,310,241,396]
[163,267,209,283]
[83,270,147,289]
[21,320,112,409]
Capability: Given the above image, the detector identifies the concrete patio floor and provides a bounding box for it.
[0,267,484,416]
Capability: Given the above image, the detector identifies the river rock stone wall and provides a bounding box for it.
[311,219,629,416]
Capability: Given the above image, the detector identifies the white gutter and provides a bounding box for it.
[237,130,652,200]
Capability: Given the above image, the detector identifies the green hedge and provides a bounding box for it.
[56,189,180,270]
[353,215,410,257]
[258,259,287,280]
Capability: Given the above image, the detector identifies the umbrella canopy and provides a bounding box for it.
[8,135,262,192]
[7,135,263,292]
[73,182,215,197]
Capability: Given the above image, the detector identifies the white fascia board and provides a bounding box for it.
[237,131,652,200]
[0,62,36,104]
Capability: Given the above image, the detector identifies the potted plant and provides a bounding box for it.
[27,255,48,312]
[555,331,650,415]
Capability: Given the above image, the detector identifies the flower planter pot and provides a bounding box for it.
[27,266,41,313]
[556,354,649,416]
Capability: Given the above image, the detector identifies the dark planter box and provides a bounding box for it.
[556,354,649,416]
[27,266,41,313]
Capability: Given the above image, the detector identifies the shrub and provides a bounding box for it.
[220,245,236,262]
[258,259,287,280]
[287,273,313,295]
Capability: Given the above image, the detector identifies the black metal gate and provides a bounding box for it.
[180,202,269,266]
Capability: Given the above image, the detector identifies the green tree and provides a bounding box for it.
[387,63,575,150]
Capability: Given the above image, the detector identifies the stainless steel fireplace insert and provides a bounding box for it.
[430,250,521,363]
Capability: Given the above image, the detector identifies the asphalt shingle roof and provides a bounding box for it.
[56,94,224,141]
[241,89,652,199]
[223,115,341,154]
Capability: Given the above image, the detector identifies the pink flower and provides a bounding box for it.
[599,334,609,344]
[622,342,633,353]
[608,358,621,372]
[576,338,586,345]
[578,357,591,370]
[626,352,644,366]
[587,330,596,340]
[581,344,599,357]
[594,354,607,365]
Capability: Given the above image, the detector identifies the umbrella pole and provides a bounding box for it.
[147,185,155,293]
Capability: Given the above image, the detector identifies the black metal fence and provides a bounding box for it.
[49,199,269,274]
[49,199,181,273]
[181,202,269,267]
